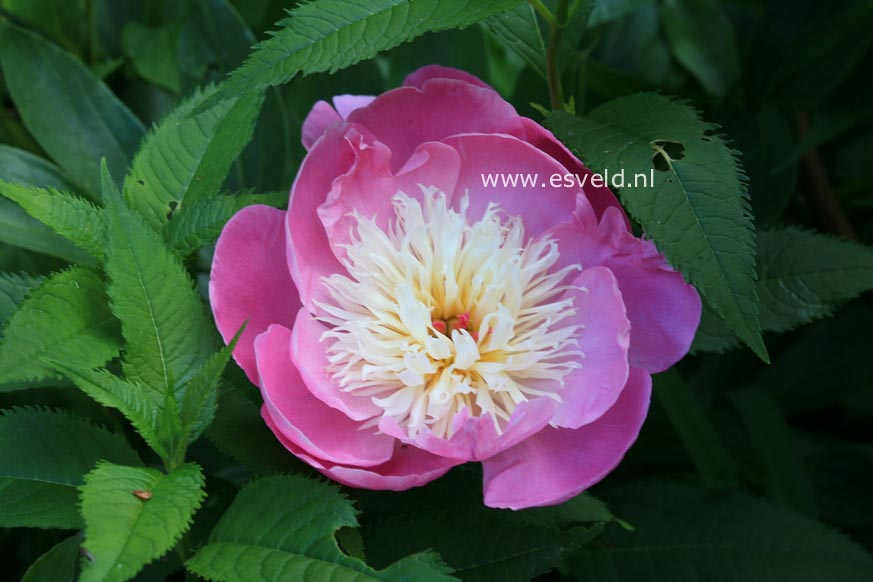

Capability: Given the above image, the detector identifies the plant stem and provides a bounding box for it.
[528,0,558,27]
[545,0,570,110]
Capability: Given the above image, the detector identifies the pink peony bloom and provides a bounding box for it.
[210,65,701,509]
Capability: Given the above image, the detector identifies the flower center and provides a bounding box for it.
[317,186,585,439]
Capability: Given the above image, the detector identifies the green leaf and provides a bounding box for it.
[0,23,145,197]
[365,508,602,582]
[22,533,83,582]
[0,267,120,386]
[729,388,817,516]
[653,370,737,485]
[2,0,86,55]
[0,272,43,329]
[546,98,767,361]
[0,199,94,264]
[124,85,265,230]
[482,3,547,79]
[563,481,873,581]
[102,165,217,397]
[0,181,105,259]
[79,462,206,582]
[0,144,78,191]
[205,0,522,105]
[122,22,182,93]
[589,0,654,26]
[0,407,140,529]
[186,475,457,582]
[755,227,873,332]
[204,377,304,474]
[163,192,286,256]
[692,227,873,353]
[661,0,741,98]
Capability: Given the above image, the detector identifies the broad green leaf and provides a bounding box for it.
[563,481,873,581]
[0,272,42,328]
[0,267,120,386]
[589,0,654,26]
[0,408,140,529]
[365,508,602,581]
[653,370,737,485]
[0,181,105,259]
[3,0,85,54]
[122,22,181,93]
[692,227,873,352]
[0,23,145,197]
[124,85,264,230]
[0,145,78,191]
[204,378,304,474]
[187,475,457,582]
[103,165,217,396]
[204,0,522,105]
[482,3,547,79]
[22,533,82,582]
[0,200,93,264]
[79,462,206,582]
[729,388,817,516]
[547,98,767,361]
[661,0,741,98]
[163,192,286,256]
[47,363,170,460]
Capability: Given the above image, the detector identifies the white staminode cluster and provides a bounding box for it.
[317,186,585,439]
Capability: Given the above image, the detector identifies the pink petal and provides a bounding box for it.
[332,94,376,119]
[548,197,701,373]
[550,266,631,429]
[519,117,628,227]
[289,309,383,421]
[378,397,559,462]
[482,367,652,509]
[301,100,341,150]
[286,124,356,310]
[255,324,394,467]
[441,133,578,237]
[263,410,462,491]
[317,129,461,260]
[209,205,298,384]
[403,65,494,91]
[347,79,526,172]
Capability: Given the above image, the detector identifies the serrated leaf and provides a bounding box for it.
[482,3,547,78]
[205,0,522,106]
[163,192,286,256]
[0,198,94,264]
[0,272,43,329]
[124,86,264,230]
[0,23,145,197]
[186,475,457,582]
[22,533,82,582]
[0,267,120,386]
[204,378,304,474]
[102,165,217,397]
[692,227,873,353]
[562,481,873,581]
[0,180,105,259]
[0,408,140,529]
[546,98,767,361]
[79,462,206,582]
[365,508,602,582]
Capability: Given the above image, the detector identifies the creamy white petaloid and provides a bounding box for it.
[316,187,585,439]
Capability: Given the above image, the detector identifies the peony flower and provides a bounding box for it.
[209,65,701,509]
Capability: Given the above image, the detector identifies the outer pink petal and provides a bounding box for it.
[255,324,394,467]
[549,196,701,373]
[347,79,526,171]
[317,130,461,260]
[519,117,628,226]
[551,266,631,429]
[403,65,494,91]
[378,397,559,462]
[482,367,652,509]
[210,205,298,384]
[332,94,376,119]
[263,410,462,491]
[286,124,356,310]
[301,101,341,150]
[289,309,383,421]
[441,133,578,237]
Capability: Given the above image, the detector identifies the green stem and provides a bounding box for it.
[86,0,98,63]
[527,0,558,27]
[545,0,569,110]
